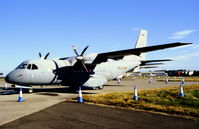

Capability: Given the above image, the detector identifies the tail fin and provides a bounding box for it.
[135,30,147,60]
[123,30,147,61]
[134,29,147,48]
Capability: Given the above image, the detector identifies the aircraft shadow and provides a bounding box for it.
[0,87,97,95]
[32,87,97,95]
[103,84,125,87]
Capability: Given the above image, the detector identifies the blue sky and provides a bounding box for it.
[0,0,199,75]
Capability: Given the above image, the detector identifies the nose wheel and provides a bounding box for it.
[92,85,104,90]
[28,88,33,93]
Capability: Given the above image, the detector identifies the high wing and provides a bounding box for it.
[92,42,191,64]
[140,66,158,69]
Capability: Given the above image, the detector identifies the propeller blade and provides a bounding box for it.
[73,45,89,72]
[39,52,42,58]
[80,45,89,56]
[73,45,79,56]
[81,61,89,72]
[44,52,50,60]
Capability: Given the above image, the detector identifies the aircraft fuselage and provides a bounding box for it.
[5,56,140,88]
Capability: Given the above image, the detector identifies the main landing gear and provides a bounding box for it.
[92,85,104,90]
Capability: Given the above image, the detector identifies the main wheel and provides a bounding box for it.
[92,87,98,90]
[98,85,104,90]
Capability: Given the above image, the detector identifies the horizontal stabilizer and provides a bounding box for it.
[140,66,158,69]
[141,63,164,66]
[140,59,171,68]
[141,59,172,63]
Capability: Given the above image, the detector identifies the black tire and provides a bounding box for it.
[29,89,33,93]
[98,85,104,90]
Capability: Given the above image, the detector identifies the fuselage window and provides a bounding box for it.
[32,64,38,70]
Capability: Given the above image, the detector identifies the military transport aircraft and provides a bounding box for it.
[5,30,191,90]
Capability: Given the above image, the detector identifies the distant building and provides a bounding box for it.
[0,73,3,77]
[128,71,168,77]
[126,70,198,77]
[192,71,199,76]
[165,70,195,76]
[142,71,168,77]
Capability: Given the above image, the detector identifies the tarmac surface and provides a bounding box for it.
[0,102,198,129]
[0,78,199,128]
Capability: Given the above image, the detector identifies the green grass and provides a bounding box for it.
[77,84,199,118]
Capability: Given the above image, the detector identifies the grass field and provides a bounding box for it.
[124,76,199,82]
[0,78,4,82]
[157,77,199,82]
[79,84,199,118]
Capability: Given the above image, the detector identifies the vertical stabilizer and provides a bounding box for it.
[123,30,148,61]
[134,30,147,48]
[135,30,147,60]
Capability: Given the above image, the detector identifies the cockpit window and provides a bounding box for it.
[27,64,32,70]
[16,63,38,70]
[27,64,38,70]
[16,63,28,69]
[32,64,38,70]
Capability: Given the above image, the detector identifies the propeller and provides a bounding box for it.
[39,52,42,58]
[50,60,59,84]
[39,52,50,60]
[72,45,89,72]
[44,53,50,60]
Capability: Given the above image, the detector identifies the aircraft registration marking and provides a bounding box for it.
[118,66,127,70]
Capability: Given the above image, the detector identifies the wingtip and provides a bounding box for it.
[179,42,193,45]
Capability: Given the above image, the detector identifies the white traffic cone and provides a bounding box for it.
[165,78,169,84]
[18,88,24,102]
[149,77,152,84]
[182,78,185,84]
[179,83,184,97]
[133,86,138,100]
[78,86,83,103]
[4,83,8,90]
[117,78,121,84]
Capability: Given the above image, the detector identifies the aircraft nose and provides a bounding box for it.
[5,75,10,83]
